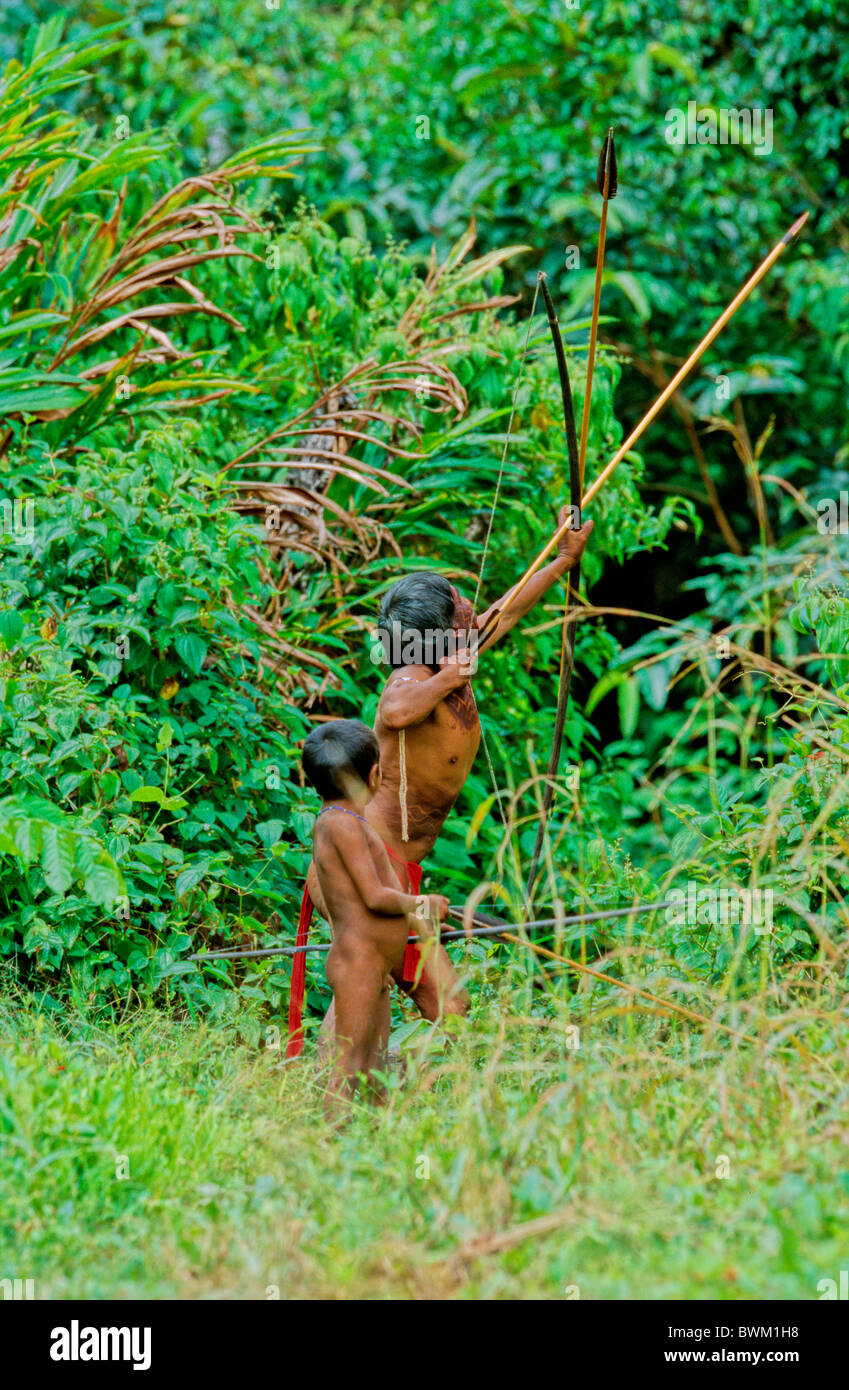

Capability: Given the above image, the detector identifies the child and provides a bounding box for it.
[301,719,449,1119]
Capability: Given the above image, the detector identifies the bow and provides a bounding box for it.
[472,181,807,917]
[525,130,617,898]
[476,207,808,653]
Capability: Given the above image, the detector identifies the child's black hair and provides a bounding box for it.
[302,719,379,801]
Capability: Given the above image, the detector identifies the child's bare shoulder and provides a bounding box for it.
[314,810,377,853]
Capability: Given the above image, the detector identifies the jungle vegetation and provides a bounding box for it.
[0,2,846,1299]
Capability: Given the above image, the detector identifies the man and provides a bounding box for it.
[301,508,592,1037]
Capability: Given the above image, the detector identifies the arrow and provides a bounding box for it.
[190,897,680,960]
[577,126,617,474]
[477,209,810,653]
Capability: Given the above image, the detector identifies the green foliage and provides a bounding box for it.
[572,525,849,983]
[28,0,846,545]
[2,985,846,1298]
[0,20,683,1021]
[0,12,313,444]
[0,795,123,904]
[0,426,312,1016]
[0,4,847,1306]
[0,8,846,1043]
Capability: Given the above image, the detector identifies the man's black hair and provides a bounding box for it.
[302,719,379,801]
[378,571,454,669]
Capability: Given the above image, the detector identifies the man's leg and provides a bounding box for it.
[317,1005,335,1067]
[392,942,470,1023]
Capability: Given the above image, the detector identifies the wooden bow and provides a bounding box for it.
[525,130,617,898]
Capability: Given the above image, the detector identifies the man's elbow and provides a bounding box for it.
[380,700,413,731]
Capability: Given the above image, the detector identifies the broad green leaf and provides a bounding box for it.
[175,865,207,897]
[174,631,207,675]
[11,815,42,862]
[0,611,24,649]
[156,721,174,753]
[128,785,168,806]
[41,823,76,894]
[99,770,121,801]
[256,819,284,849]
[74,835,125,906]
[617,677,641,740]
[0,385,86,415]
[128,785,187,811]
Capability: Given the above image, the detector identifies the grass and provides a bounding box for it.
[1,947,847,1301]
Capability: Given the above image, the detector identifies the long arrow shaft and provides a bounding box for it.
[526,132,617,898]
[577,127,616,476]
[191,897,680,961]
[478,210,809,653]
[576,187,608,470]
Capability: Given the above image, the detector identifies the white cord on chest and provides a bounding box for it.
[398,728,409,842]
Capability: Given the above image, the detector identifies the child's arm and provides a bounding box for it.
[336,818,449,921]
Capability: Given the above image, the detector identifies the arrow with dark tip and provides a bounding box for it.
[189,895,771,1044]
[477,208,810,652]
[578,126,617,475]
[189,897,680,960]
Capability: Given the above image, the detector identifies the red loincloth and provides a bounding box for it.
[286,849,424,1059]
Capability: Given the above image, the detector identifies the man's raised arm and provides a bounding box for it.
[378,656,473,730]
[476,509,593,645]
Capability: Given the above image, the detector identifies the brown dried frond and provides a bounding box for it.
[48,168,267,374]
[398,218,529,348]
[229,224,528,686]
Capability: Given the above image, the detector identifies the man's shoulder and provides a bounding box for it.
[382,664,434,686]
[377,664,435,708]
[375,665,438,736]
